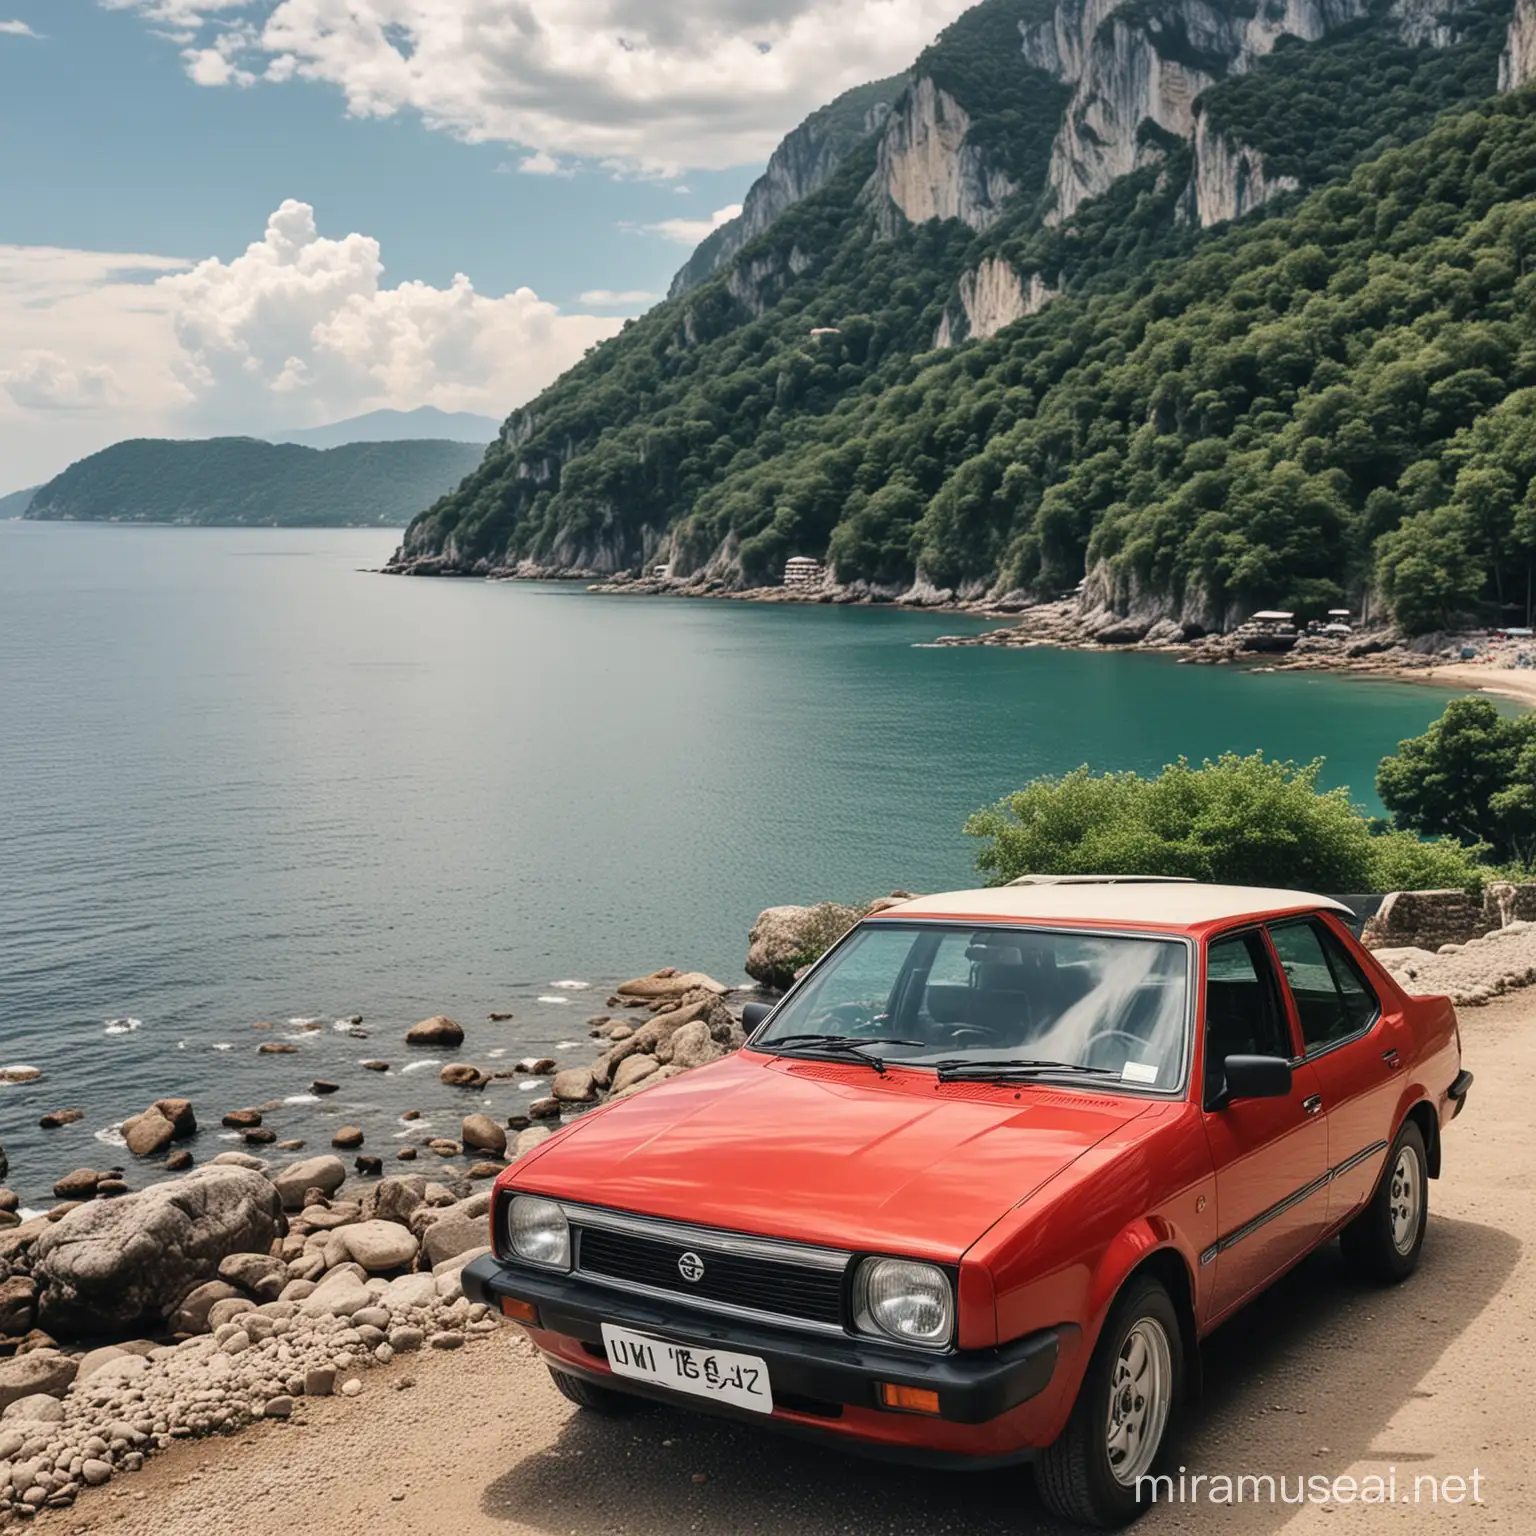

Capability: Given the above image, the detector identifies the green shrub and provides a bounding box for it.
[966,752,1486,893]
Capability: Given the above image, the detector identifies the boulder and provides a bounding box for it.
[612,1063,685,1100]
[527,1098,562,1121]
[211,1151,268,1172]
[0,1274,37,1335]
[367,1176,426,1226]
[0,1352,77,1414]
[3,1393,65,1423]
[336,1220,419,1273]
[404,1015,463,1047]
[514,1125,553,1158]
[0,1067,41,1085]
[298,1272,372,1319]
[746,903,864,990]
[615,969,729,1002]
[37,1109,84,1130]
[439,1064,484,1088]
[360,1059,390,1072]
[611,1054,660,1095]
[311,1080,340,1095]
[461,1115,507,1156]
[330,1126,365,1149]
[221,1109,262,1129]
[550,1067,595,1103]
[217,1251,286,1300]
[270,1155,347,1209]
[122,1108,176,1158]
[52,1168,102,1200]
[420,1202,492,1269]
[667,1019,729,1072]
[153,1098,197,1137]
[166,1150,194,1172]
[206,1296,257,1329]
[166,1277,238,1333]
[32,1168,283,1336]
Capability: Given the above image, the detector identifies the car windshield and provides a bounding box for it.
[752,922,1190,1090]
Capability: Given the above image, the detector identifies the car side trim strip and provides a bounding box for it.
[1199,1139,1390,1266]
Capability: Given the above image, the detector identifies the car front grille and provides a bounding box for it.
[572,1217,848,1331]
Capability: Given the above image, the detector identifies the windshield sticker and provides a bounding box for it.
[1121,1061,1159,1084]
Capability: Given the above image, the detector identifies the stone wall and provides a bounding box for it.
[1362,883,1536,951]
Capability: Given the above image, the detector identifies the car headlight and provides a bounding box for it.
[854,1258,954,1348]
[505,1195,571,1269]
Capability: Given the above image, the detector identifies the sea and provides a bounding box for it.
[0,520,1468,1204]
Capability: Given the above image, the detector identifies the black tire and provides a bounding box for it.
[546,1365,644,1414]
[1035,1274,1184,1529]
[1340,1120,1428,1283]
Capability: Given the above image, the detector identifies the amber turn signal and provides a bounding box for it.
[878,1383,941,1415]
[499,1297,539,1325]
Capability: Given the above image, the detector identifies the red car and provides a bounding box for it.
[465,881,1472,1527]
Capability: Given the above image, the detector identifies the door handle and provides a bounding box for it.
[1383,1049,1402,1071]
[1302,1094,1323,1115]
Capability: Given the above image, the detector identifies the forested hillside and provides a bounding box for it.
[27,438,486,529]
[393,0,1536,634]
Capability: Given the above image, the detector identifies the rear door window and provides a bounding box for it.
[1267,919,1380,1053]
[1203,931,1291,1102]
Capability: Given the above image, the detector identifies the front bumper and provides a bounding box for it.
[461,1252,1066,1430]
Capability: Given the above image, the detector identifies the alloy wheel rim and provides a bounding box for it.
[1105,1316,1172,1487]
[1390,1145,1422,1255]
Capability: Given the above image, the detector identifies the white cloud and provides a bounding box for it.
[0,19,41,36]
[643,203,743,245]
[515,149,574,177]
[0,202,622,488]
[579,288,661,306]
[103,1,955,171]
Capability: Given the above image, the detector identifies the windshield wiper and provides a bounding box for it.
[761,1033,925,1074]
[931,1057,1129,1084]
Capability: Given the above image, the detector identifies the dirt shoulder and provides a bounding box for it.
[51,998,1530,1536]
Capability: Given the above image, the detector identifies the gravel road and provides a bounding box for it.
[51,994,1531,1536]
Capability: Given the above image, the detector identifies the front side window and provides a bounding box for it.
[1203,931,1291,1102]
[752,922,1190,1090]
[1267,919,1380,1052]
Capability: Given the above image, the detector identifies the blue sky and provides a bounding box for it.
[0,1,957,492]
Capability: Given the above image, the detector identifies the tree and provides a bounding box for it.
[1377,697,1536,865]
[966,752,1486,894]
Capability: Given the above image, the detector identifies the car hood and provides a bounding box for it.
[512,1051,1153,1261]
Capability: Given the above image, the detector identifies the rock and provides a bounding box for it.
[439,1064,485,1088]
[97,1177,130,1196]
[615,969,728,1002]
[421,1204,492,1269]
[331,1126,365,1149]
[32,1167,283,1336]
[0,1187,16,1213]
[165,1150,194,1172]
[360,1059,390,1072]
[384,1273,438,1310]
[488,1011,513,1021]
[0,1352,77,1414]
[242,1127,277,1145]
[153,1098,197,1137]
[81,1459,112,1487]
[341,1377,364,1396]
[207,1296,257,1329]
[550,1067,596,1103]
[428,1331,465,1350]
[405,1015,463,1047]
[311,1080,340,1095]
[517,1057,557,1075]
[168,1280,240,1334]
[337,1220,419,1272]
[0,1275,37,1335]
[0,1066,42,1085]
[355,1154,383,1176]
[75,1344,130,1381]
[299,1273,371,1319]
[3,1393,65,1423]
[279,1138,307,1151]
[666,1018,729,1071]
[527,1098,562,1121]
[461,1114,507,1155]
[367,1176,425,1226]
[51,1169,101,1200]
[396,1147,418,1161]
[37,1109,84,1130]
[428,1139,463,1157]
[218,1251,286,1299]
[211,1150,268,1171]
[468,1162,505,1179]
[514,1125,553,1157]
[122,1108,176,1158]
[611,1054,660,1094]
[270,1155,347,1209]
[304,1364,337,1396]
[746,903,864,990]
[222,1109,262,1129]
[262,1394,293,1419]
[258,1041,299,1054]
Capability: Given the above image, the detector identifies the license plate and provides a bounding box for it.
[600,1323,773,1414]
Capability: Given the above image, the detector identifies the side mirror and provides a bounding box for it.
[1212,1054,1293,1109]
[741,1001,775,1034]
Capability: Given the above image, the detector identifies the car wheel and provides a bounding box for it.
[1340,1119,1428,1283]
[1034,1273,1184,1528]
[546,1365,644,1414]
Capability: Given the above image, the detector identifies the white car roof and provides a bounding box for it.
[870,883,1351,929]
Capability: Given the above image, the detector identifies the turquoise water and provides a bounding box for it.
[0,522,1467,1201]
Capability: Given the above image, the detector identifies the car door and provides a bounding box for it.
[1266,915,1402,1225]
[1200,928,1330,1321]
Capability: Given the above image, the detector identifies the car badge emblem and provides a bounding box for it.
[677,1250,706,1283]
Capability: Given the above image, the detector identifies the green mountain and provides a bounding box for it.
[0,485,38,519]
[392,0,1536,635]
[26,437,487,529]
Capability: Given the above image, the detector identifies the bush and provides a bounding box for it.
[966,752,1486,894]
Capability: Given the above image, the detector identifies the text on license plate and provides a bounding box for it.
[600,1323,773,1414]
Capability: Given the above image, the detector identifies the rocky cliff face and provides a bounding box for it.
[935,259,1057,346]
[868,76,1019,234]
[1502,0,1536,86]
[1185,108,1301,226]
[1025,0,1368,222]
[668,80,902,297]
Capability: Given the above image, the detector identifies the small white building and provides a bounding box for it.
[783,556,825,590]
